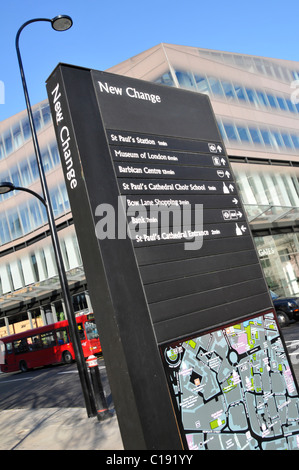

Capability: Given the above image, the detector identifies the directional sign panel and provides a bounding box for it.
[46,65,299,450]
[97,119,270,343]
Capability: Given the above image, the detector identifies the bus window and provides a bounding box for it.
[6,342,13,354]
[85,319,99,340]
[41,331,55,348]
[14,338,29,354]
[56,328,69,345]
[77,323,85,340]
[29,335,42,350]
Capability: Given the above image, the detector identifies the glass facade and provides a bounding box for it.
[256,233,299,297]
[172,69,299,116]
[155,68,299,155]
[0,100,87,334]
[0,233,82,296]
[149,46,299,301]
[197,49,299,83]
[0,102,51,160]
[218,118,299,153]
[232,162,299,297]
[232,163,299,209]
[0,104,68,245]
[2,43,299,333]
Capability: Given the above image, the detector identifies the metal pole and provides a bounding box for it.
[15,18,96,417]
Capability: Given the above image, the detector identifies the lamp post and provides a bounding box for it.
[12,16,96,417]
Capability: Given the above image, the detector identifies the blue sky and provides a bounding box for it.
[1,0,299,121]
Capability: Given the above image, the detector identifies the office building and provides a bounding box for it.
[1,43,299,336]
[0,100,90,336]
[108,43,299,298]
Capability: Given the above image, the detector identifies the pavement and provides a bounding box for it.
[0,406,124,450]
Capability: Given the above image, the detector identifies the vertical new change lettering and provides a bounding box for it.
[51,83,77,190]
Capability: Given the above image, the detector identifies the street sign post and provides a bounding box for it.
[47,65,299,450]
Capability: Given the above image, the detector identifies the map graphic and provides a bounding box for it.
[162,311,299,450]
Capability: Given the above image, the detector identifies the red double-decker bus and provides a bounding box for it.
[0,313,101,373]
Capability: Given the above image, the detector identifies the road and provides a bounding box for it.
[1,323,299,412]
[0,356,112,410]
[281,320,299,384]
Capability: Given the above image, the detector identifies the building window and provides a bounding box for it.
[266,94,278,109]
[0,214,10,244]
[6,264,14,292]
[208,77,223,97]
[222,81,236,100]
[33,110,41,131]
[19,160,33,186]
[155,72,174,87]
[17,259,25,287]
[233,163,299,208]
[12,124,22,149]
[256,91,268,107]
[50,143,61,166]
[255,233,299,297]
[29,155,39,180]
[29,200,43,229]
[8,210,22,239]
[276,97,287,111]
[41,105,51,124]
[245,88,259,107]
[223,123,238,140]
[175,71,194,89]
[234,84,247,102]
[60,239,70,271]
[291,135,299,148]
[41,149,53,172]
[0,138,5,160]
[21,118,30,140]
[194,74,210,94]
[30,253,39,282]
[260,129,271,146]
[281,133,293,148]
[4,131,13,155]
[248,128,262,144]
[10,166,21,187]
[236,126,250,142]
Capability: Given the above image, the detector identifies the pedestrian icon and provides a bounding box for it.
[223,182,230,194]
[235,223,247,236]
[223,182,234,193]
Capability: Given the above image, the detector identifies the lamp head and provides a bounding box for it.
[51,15,73,32]
[0,182,16,194]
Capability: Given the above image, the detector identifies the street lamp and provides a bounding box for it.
[0,181,46,204]
[13,16,96,417]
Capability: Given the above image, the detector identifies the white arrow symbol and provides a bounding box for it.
[237,211,243,217]
[221,158,226,165]
[241,225,247,232]
[232,198,238,205]
[217,145,223,152]
[225,171,231,178]
[229,184,234,192]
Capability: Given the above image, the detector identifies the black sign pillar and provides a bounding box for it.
[47,65,299,451]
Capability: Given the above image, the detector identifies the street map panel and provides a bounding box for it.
[162,311,299,450]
